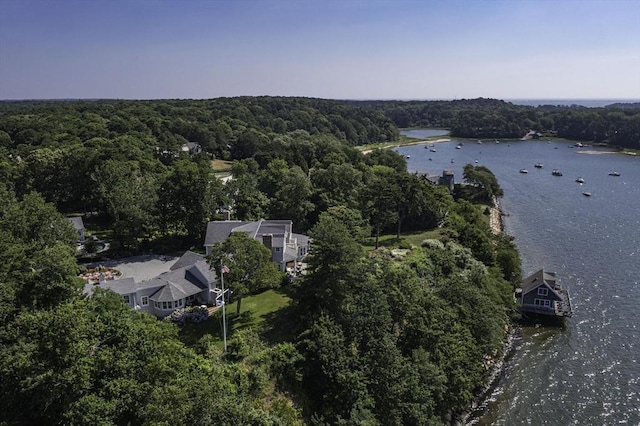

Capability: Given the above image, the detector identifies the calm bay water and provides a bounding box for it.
[398,134,640,425]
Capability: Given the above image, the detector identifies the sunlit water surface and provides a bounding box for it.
[398,134,640,425]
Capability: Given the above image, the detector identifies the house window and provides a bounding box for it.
[123,295,130,305]
[275,247,281,252]
[141,296,149,306]
[537,287,548,296]
[162,301,169,310]
[534,299,551,308]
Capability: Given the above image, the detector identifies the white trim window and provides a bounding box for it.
[537,287,549,296]
[534,299,552,308]
[123,295,131,305]
[141,296,149,306]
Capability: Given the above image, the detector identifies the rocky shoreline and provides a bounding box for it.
[489,196,504,234]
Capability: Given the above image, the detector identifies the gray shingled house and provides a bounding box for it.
[204,219,310,272]
[518,268,573,318]
[84,251,223,318]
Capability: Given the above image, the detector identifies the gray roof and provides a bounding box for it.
[522,269,561,296]
[204,220,248,246]
[67,216,84,231]
[204,219,297,247]
[86,260,218,303]
[170,250,206,271]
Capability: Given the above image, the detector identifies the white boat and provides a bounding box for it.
[534,163,543,168]
[520,169,529,174]
[575,177,585,184]
[552,169,563,176]
[583,192,591,197]
[608,172,620,176]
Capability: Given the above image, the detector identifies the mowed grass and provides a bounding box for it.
[211,159,232,172]
[178,288,292,348]
[362,228,446,251]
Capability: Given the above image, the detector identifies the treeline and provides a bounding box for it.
[0,97,398,156]
[352,98,640,149]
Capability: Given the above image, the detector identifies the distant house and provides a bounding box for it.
[440,169,455,193]
[84,251,223,318]
[67,216,85,243]
[181,142,202,154]
[518,269,573,318]
[204,219,310,272]
[417,170,455,193]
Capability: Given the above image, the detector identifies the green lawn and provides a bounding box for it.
[178,288,292,348]
[362,228,446,251]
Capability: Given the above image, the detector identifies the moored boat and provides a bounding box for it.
[519,169,528,174]
[608,171,620,176]
[552,169,563,176]
[576,177,585,184]
[534,163,543,168]
[583,192,591,197]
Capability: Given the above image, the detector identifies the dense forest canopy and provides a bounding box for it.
[0,95,630,424]
[350,98,640,148]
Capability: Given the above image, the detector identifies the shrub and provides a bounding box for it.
[164,305,210,325]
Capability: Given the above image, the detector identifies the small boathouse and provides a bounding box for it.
[516,268,573,319]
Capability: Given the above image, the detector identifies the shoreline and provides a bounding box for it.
[489,196,504,235]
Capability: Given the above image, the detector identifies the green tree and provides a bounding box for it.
[93,160,159,250]
[207,232,283,315]
[157,159,221,241]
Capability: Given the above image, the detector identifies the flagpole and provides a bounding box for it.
[220,260,227,352]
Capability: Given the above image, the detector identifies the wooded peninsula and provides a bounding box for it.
[0,97,637,425]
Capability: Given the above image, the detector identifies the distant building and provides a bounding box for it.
[181,142,202,154]
[417,170,455,193]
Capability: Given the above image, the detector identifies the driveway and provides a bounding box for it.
[88,254,179,282]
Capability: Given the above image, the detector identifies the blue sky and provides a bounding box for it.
[1,0,639,100]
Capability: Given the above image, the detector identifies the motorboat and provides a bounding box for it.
[430,148,437,152]
[575,177,585,184]
[534,163,543,168]
[583,192,591,197]
[520,169,529,174]
[608,172,620,176]
[552,170,563,176]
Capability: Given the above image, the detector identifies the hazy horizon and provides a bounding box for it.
[1,0,639,101]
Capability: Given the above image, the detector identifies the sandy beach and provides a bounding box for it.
[576,150,620,155]
[361,138,451,155]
